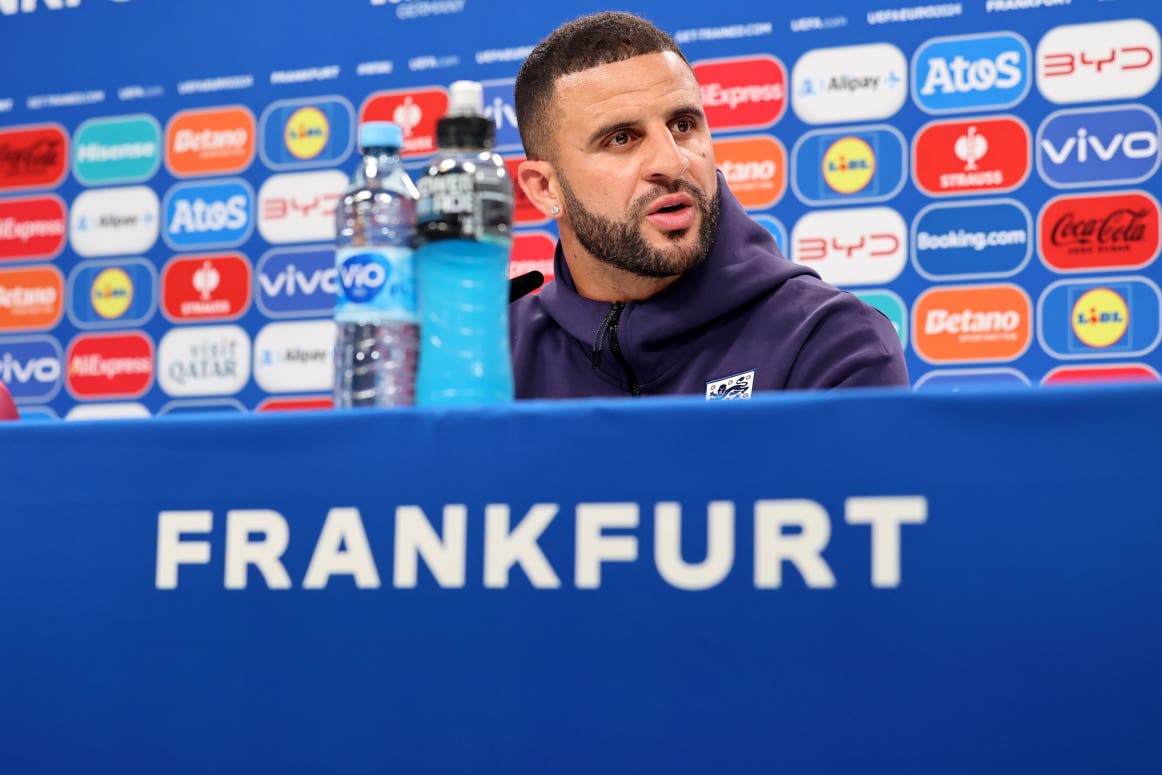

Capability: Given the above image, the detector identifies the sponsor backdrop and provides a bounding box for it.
[0,0,1160,417]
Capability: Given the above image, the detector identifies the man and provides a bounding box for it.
[510,11,908,399]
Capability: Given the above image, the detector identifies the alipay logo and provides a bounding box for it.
[912,32,1031,114]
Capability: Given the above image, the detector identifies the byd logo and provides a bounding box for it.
[791,207,906,287]
[1037,19,1161,105]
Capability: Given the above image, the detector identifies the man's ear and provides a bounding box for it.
[517,159,563,220]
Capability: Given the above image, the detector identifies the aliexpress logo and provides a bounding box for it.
[693,55,787,132]
[0,195,66,261]
[713,135,786,210]
[0,264,64,330]
[0,124,68,191]
[65,331,155,399]
[912,284,1032,363]
[1039,191,1159,273]
[360,87,449,158]
[166,106,256,177]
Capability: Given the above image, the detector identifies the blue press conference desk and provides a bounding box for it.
[0,385,1159,774]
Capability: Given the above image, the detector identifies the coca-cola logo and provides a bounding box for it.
[1039,191,1159,272]
[0,125,68,190]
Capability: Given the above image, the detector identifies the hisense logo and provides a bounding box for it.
[1,0,129,15]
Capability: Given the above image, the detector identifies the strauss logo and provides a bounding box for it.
[193,260,220,301]
[954,125,988,171]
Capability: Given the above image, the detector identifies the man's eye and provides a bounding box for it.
[674,118,694,133]
[609,131,630,146]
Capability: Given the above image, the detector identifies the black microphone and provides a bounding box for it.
[509,270,545,302]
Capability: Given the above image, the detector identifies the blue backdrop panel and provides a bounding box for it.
[0,385,1159,772]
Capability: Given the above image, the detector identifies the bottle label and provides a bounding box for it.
[334,246,417,322]
[416,163,512,244]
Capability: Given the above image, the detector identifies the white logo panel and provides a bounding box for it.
[66,402,151,421]
[257,170,346,244]
[792,43,908,125]
[1037,19,1161,104]
[157,324,251,397]
[791,207,907,287]
[69,186,160,257]
[253,320,335,393]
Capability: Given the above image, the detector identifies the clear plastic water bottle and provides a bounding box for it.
[334,121,420,408]
[413,80,515,406]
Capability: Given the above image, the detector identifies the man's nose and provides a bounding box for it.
[643,131,690,181]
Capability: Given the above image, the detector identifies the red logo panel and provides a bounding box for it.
[258,396,333,412]
[0,124,68,191]
[912,116,1030,196]
[66,332,154,399]
[509,231,557,292]
[360,88,448,157]
[1039,191,1159,273]
[694,55,787,132]
[162,253,252,322]
[1043,364,1160,385]
[0,195,66,261]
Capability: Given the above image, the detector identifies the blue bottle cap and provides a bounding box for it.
[359,121,404,150]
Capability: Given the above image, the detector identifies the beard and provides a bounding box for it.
[558,174,720,279]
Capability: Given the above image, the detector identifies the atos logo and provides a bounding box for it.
[1038,277,1161,359]
[694,55,787,132]
[162,253,251,322]
[854,290,907,346]
[912,32,1031,114]
[913,116,1030,196]
[508,231,556,292]
[360,87,449,157]
[792,43,907,125]
[259,96,354,170]
[1039,191,1159,273]
[66,331,154,400]
[713,135,786,210]
[257,170,345,244]
[913,284,1032,364]
[72,114,161,185]
[256,248,337,318]
[913,368,1030,393]
[1037,19,1161,105]
[165,106,256,177]
[912,199,1032,280]
[0,195,66,261]
[0,123,67,191]
[67,258,156,329]
[792,125,905,205]
[163,178,254,250]
[1036,105,1161,189]
[0,336,62,402]
[481,78,522,152]
[791,207,907,288]
[1042,363,1160,386]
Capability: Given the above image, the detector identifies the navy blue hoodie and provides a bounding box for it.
[510,173,908,399]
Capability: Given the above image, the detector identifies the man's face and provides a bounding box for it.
[549,51,720,278]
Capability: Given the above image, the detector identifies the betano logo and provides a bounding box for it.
[72,114,161,185]
[0,195,66,261]
[1037,19,1161,105]
[166,106,256,177]
[693,55,787,132]
[912,31,1031,114]
[1039,191,1159,273]
[913,115,1030,196]
[0,264,63,330]
[67,258,155,329]
[713,135,786,210]
[791,207,907,288]
[360,87,448,157]
[65,331,154,400]
[913,284,1031,364]
[1039,277,1161,359]
[162,253,251,322]
[0,123,68,191]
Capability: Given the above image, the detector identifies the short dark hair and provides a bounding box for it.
[514,12,689,160]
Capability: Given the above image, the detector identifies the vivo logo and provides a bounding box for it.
[255,248,338,318]
[0,0,81,15]
[0,336,62,401]
[1037,105,1161,188]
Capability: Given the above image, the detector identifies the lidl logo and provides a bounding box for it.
[693,55,787,132]
[913,284,1032,363]
[913,368,1030,392]
[157,324,251,398]
[854,290,907,346]
[912,199,1031,280]
[253,320,334,394]
[504,157,549,226]
[256,247,337,318]
[163,178,254,250]
[1036,105,1161,188]
[791,207,906,287]
[0,335,62,402]
[1039,191,1159,273]
[792,125,904,205]
[792,43,907,125]
[0,195,66,261]
[714,135,786,210]
[0,264,64,331]
[482,79,522,152]
[67,258,155,329]
[0,123,68,191]
[360,87,449,157]
[913,115,1030,196]
[1038,277,1161,358]
[259,96,354,170]
[69,185,159,258]
[1042,363,1160,386]
[257,170,345,245]
[165,106,256,177]
[508,231,556,292]
[1037,19,1161,105]
[912,32,1031,114]
[72,114,161,185]
[66,331,155,400]
[162,253,251,322]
